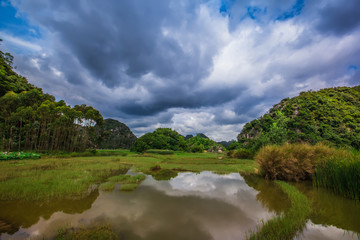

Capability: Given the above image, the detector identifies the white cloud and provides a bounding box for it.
[0,32,42,52]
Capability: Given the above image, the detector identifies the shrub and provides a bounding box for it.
[227,148,254,159]
[255,143,335,181]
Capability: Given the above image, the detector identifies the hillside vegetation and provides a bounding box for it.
[238,86,360,151]
[132,129,223,153]
[0,49,135,152]
[95,119,137,149]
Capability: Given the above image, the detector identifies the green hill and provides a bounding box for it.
[95,119,137,149]
[238,86,360,151]
[0,48,103,152]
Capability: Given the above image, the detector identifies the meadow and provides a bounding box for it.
[0,150,256,201]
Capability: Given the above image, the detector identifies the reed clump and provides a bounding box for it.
[255,143,336,181]
[315,153,360,200]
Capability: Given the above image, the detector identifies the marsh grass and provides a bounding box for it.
[0,151,257,200]
[108,174,146,184]
[247,181,311,240]
[119,183,140,191]
[100,182,116,191]
[0,157,130,201]
[255,143,336,181]
[315,153,360,200]
[56,225,118,240]
[145,149,174,155]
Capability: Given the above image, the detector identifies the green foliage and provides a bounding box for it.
[132,128,187,152]
[94,118,137,149]
[314,153,360,200]
[186,134,220,152]
[247,181,311,240]
[226,141,241,150]
[0,50,104,152]
[238,86,360,151]
[0,51,37,97]
[227,148,254,159]
[0,152,40,160]
[255,143,336,181]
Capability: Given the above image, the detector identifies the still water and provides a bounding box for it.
[0,171,359,240]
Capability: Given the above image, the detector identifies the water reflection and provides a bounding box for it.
[293,181,360,235]
[0,172,273,240]
[243,176,360,240]
[243,174,290,214]
[0,190,99,234]
[295,220,359,240]
[3,172,358,240]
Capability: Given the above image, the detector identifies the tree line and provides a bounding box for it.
[0,47,103,152]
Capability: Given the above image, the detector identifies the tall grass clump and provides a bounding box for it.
[255,143,335,181]
[247,181,311,240]
[315,153,360,200]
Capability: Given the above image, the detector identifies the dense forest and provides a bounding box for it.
[0,48,105,152]
[238,86,360,152]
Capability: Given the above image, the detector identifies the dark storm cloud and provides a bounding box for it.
[5,0,360,140]
[315,0,360,36]
[12,0,213,88]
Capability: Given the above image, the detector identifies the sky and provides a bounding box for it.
[0,0,359,141]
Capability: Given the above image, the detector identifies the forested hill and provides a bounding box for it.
[0,49,38,96]
[0,49,105,152]
[95,119,137,149]
[238,86,360,150]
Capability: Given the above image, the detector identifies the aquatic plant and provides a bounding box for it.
[247,181,311,240]
[0,152,40,160]
[314,154,360,200]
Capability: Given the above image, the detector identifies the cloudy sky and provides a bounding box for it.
[1,0,359,141]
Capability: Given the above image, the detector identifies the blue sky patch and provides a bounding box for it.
[219,0,235,15]
[0,1,41,40]
[348,65,358,71]
[276,0,305,21]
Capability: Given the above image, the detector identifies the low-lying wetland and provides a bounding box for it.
[0,150,359,239]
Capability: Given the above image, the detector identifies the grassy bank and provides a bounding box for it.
[0,156,131,201]
[0,150,256,201]
[247,181,311,240]
[100,174,146,191]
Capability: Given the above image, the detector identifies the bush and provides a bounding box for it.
[227,148,254,159]
[255,143,336,181]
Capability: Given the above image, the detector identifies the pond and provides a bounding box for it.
[0,171,359,240]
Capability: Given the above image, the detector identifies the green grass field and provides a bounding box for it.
[0,150,257,201]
